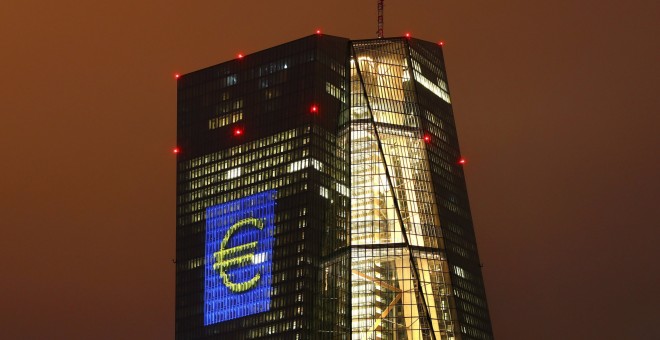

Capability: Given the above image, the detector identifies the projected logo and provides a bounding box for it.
[204,190,276,325]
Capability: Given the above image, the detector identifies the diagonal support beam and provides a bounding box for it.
[352,270,403,340]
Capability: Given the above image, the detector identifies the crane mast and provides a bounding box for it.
[377,0,384,38]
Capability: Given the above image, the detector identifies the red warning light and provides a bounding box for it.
[237,53,244,59]
[173,147,180,154]
[316,29,322,35]
[458,157,467,165]
[233,127,243,136]
[423,134,431,143]
[175,73,180,79]
[405,33,411,38]
[438,41,445,46]
[310,104,318,113]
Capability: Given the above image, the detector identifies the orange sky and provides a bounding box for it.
[1,1,659,339]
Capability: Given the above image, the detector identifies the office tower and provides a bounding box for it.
[176,34,493,340]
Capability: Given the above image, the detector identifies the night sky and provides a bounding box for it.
[1,1,659,339]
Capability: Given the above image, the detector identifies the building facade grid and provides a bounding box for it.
[176,34,493,340]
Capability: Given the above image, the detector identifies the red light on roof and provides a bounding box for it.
[405,33,411,38]
[458,157,467,165]
[173,147,180,154]
[174,73,180,79]
[310,104,318,113]
[438,41,445,46]
[423,134,431,143]
[316,29,322,35]
[237,53,244,59]
[233,127,243,136]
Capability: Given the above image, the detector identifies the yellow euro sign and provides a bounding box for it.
[213,217,264,293]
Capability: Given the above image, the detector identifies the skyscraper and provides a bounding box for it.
[176,34,493,340]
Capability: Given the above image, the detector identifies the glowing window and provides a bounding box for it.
[319,186,329,199]
[453,265,467,279]
[325,82,345,102]
[225,167,242,180]
[209,112,243,130]
[287,158,323,173]
[335,183,350,197]
[411,60,451,104]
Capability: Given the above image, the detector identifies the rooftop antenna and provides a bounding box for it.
[377,0,384,38]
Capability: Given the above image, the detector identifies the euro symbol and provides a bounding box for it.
[213,217,264,293]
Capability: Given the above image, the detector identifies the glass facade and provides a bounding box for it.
[176,35,351,339]
[346,38,493,340]
[347,39,455,340]
[177,35,492,340]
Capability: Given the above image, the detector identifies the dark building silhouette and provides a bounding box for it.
[176,34,493,340]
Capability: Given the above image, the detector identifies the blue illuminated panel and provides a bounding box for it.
[204,190,276,325]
